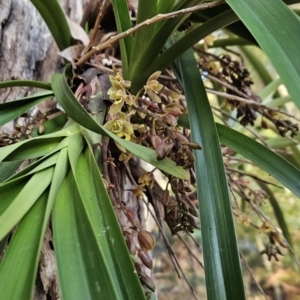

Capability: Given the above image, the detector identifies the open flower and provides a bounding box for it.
[144,71,163,103]
[108,74,134,114]
[138,172,154,189]
[104,112,134,140]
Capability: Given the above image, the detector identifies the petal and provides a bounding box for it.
[147,90,161,103]
[109,100,124,115]
[147,71,161,83]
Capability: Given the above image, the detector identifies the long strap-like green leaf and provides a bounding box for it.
[178,46,245,299]
[226,0,300,108]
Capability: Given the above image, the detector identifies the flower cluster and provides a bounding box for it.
[104,112,133,141]
[104,67,201,236]
[107,68,135,115]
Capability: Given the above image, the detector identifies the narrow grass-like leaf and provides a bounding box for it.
[190,4,257,44]
[0,167,54,240]
[0,161,21,183]
[226,0,300,109]
[130,0,199,90]
[178,47,245,299]
[30,114,68,137]
[259,78,282,101]
[67,133,85,170]
[29,0,72,50]
[0,80,52,90]
[51,69,189,180]
[132,10,238,91]
[53,171,92,299]
[2,146,64,184]
[266,135,300,149]
[288,146,300,171]
[263,95,292,108]
[73,147,146,299]
[0,123,79,162]
[2,154,59,186]
[53,164,145,300]
[130,0,158,71]
[179,115,300,198]
[111,0,134,76]
[0,179,28,216]
[0,91,54,126]
[4,138,63,161]
[0,192,48,300]
[46,148,69,213]
[217,124,300,198]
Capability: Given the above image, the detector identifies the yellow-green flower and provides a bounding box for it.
[104,112,134,140]
[108,75,135,114]
[138,172,154,189]
[144,71,163,103]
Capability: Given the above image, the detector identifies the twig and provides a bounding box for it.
[205,75,257,100]
[226,167,283,189]
[76,0,225,66]
[206,79,300,123]
[82,0,111,55]
[240,251,269,300]
[211,106,270,147]
[176,233,204,269]
[233,211,260,230]
[187,232,201,248]
[206,87,260,106]
[228,175,240,208]
[142,199,181,277]
[143,199,199,300]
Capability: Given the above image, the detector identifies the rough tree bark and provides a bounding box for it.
[0,1,87,299]
[0,1,150,299]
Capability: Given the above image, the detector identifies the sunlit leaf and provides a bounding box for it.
[0,167,54,240]
[0,91,54,126]
[0,192,48,299]
[0,162,21,183]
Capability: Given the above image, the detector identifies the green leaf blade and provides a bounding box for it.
[51,68,189,180]
[111,0,134,76]
[132,9,238,91]
[0,80,52,90]
[217,124,300,198]
[0,167,54,240]
[178,47,245,300]
[226,0,300,108]
[53,160,146,300]
[0,192,48,300]
[0,91,54,127]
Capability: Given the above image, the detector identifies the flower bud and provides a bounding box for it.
[139,274,155,292]
[138,250,153,269]
[125,234,137,255]
[124,209,140,228]
[138,230,156,251]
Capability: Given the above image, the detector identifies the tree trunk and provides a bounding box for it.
[0,1,151,299]
[0,0,88,131]
[0,1,87,299]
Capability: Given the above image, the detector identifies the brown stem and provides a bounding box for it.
[76,0,225,66]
